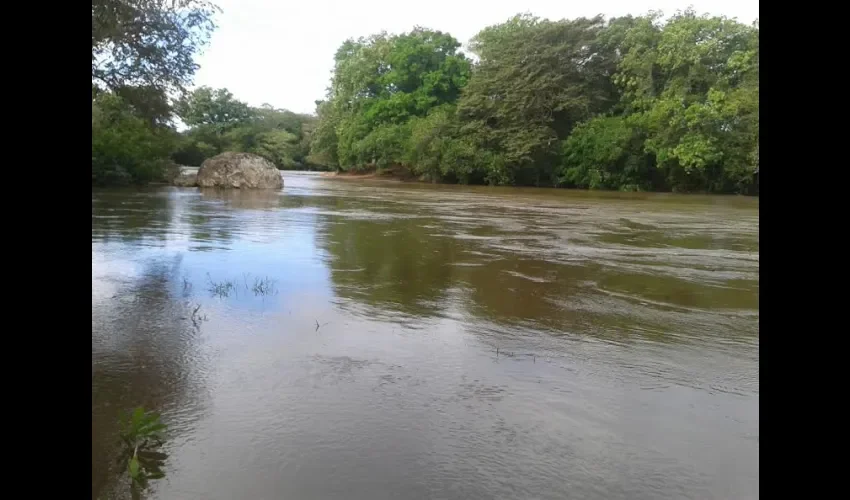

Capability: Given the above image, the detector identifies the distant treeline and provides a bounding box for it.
[92,0,322,185]
[312,11,758,194]
[92,1,758,193]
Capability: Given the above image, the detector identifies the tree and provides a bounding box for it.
[559,115,655,190]
[174,86,252,130]
[456,15,621,186]
[307,100,341,169]
[613,10,759,192]
[172,88,319,169]
[308,11,758,193]
[319,28,471,171]
[92,0,219,95]
[92,92,176,185]
[92,1,220,185]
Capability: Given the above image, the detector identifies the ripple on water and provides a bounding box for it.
[92,176,758,500]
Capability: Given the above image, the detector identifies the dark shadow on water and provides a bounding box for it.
[317,201,759,347]
[92,188,176,244]
[92,256,210,500]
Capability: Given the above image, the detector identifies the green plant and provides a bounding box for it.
[251,276,278,296]
[207,273,238,298]
[118,407,168,498]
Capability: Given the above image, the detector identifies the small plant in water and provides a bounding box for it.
[207,273,237,298]
[251,276,278,296]
[118,407,168,499]
[189,303,208,327]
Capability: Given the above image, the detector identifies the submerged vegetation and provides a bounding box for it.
[92,2,758,193]
[205,273,278,298]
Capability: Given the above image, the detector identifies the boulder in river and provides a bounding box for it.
[172,167,199,187]
[197,152,283,189]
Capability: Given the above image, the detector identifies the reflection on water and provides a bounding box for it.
[92,173,758,499]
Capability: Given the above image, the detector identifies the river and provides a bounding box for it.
[92,172,759,499]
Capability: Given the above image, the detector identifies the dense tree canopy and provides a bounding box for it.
[93,5,758,194]
[172,87,318,169]
[92,92,177,185]
[311,10,759,194]
[456,15,620,186]
[92,2,322,183]
[92,0,218,95]
[310,28,471,171]
[92,0,219,184]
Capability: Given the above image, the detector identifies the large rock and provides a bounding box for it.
[197,152,283,189]
[172,167,198,187]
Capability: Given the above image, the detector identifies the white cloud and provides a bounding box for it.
[193,0,759,114]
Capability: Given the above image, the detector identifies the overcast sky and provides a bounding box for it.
[192,0,759,114]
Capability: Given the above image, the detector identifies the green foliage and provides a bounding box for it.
[118,407,169,497]
[249,129,300,168]
[92,0,219,95]
[457,15,619,186]
[93,4,758,194]
[320,28,471,172]
[91,1,220,185]
[612,9,760,193]
[307,100,340,168]
[310,10,759,194]
[559,115,655,191]
[173,89,319,169]
[92,92,176,185]
[175,86,253,131]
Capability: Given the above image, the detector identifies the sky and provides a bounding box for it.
[192,0,760,115]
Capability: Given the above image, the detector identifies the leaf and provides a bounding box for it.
[129,456,140,479]
[143,412,161,424]
[139,423,167,435]
[131,407,145,429]
[138,451,168,461]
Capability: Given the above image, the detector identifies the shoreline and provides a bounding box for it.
[320,167,416,183]
[318,168,759,198]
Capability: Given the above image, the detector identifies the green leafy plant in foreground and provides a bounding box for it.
[118,407,168,497]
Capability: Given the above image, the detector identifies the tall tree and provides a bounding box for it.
[173,88,319,169]
[174,86,252,130]
[457,15,620,186]
[324,28,471,170]
[92,0,219,94]
[91,1,223,184]
[614,10,759,192]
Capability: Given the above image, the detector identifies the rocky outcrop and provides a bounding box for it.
[172,167,198,187]
[197,152,283,189]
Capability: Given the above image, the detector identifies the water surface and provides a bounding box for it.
[92,173,759,499]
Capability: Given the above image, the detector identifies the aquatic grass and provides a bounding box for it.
[207,273,238,298]
[118,407,168,498]
[205,272,278,298]
[251,276,278,296]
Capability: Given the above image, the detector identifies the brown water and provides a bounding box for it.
[92,173,759,500]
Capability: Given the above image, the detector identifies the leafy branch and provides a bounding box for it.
[118,407,169,498]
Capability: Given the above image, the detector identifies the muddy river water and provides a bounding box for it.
[92,172,759,499]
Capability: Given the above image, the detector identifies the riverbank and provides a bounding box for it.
[321,166,418,183]
[320,167,759,196]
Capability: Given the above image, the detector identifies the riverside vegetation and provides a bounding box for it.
[92,1,758,193]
